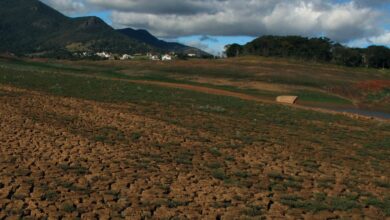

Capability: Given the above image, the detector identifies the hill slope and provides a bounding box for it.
[0,0,152,55]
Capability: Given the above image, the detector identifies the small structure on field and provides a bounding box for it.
[276,96,299,104]
[96,52,111,59]
[187,53,197,57]
[162,54,173,61]
[120,54,133,60]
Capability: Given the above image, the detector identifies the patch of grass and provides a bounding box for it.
[234,171,250,179]
[365,197,390,216]
[330,197,360,211]
[131,132,142,141]
[283,180,302,189]
[13,168,31,177]
[268,172,284,181]
[301,160,320,171]
[318,177,335,188]
[167,200,189,208]
[158,184,171,193]
[211,169,227,181]
[212,201,232,208]
[209,147,222,157]
[294,90,352,105]
[93,126,126,144]
[198,105,226,113]
[175,152,193,165]
[59,181,91,194]
[366,89,390,102]
[242,205,263,217]
[207,162,222,169]
[225,155,235,162]
[41,190,59,201]
[365,138,390,150]
[280,195,328,213]
[281,193,360,213]
[62,203,77,213]
[59,164,89,176]
[375,180,390,188]
[270,183,287,192]
[93,135,107,142]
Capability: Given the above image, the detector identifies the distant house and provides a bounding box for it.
[187,53,197,57]
[147,53,160,61]
[120,54,133,60]
[162,54,172,61]
[96,52,111,58]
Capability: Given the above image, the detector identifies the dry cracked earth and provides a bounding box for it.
[0,85,389,219]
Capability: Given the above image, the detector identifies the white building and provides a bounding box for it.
[96,52,111,59]
[151,55,160,61]
[120,54,133,60]
[162,54,173,61]
[147,53,160,61]
[187,53,197,57]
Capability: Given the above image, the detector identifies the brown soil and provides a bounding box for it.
[0,85,389,219]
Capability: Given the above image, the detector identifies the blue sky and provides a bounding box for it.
[43,0,390,54]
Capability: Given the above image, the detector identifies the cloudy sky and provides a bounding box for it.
[41,0,390,55]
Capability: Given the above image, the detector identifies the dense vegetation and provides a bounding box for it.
[225,36,390,69]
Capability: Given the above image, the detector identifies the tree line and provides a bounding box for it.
[225,36,390,69]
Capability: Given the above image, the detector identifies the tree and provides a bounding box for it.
[224,44,243,57]
[332,44,363,67]
[364,46,390,69]
[224,35,390,69]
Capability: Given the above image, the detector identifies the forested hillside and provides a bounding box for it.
[225,36,390,69]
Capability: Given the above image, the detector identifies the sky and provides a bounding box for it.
[41,0,390,55]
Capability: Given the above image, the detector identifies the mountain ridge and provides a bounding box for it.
[0,0,208,57]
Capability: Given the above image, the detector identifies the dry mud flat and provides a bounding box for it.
[0,85,389,219]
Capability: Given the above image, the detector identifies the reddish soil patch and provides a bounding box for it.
[356,80,390,92]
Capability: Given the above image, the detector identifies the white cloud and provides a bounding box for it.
[41,0,86,14]
[318,2,380,41]
[370,32,390,45]
[86,0,215,15]
[41,0,388,44]
[109,0,383,42]
[346,31,390,48]
[262,2,323,36]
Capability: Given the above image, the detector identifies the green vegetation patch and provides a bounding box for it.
[365,197,390,216]
[281,193,361,213]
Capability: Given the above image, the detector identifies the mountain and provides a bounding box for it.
[0,0,153,56]
[0,0,208,57]
[117,28,208,56]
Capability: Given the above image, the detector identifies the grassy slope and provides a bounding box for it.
[0,58,389,216]
[1,56,389,110]
[52,56,390,110]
